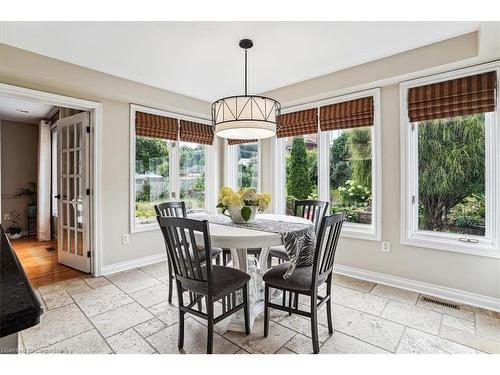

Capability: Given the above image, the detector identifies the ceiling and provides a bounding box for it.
[0,22,480,102]
[0,96,55,124]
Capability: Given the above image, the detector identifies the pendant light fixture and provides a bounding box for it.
[212,39,281,140]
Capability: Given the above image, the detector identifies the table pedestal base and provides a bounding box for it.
[225,247,275,333]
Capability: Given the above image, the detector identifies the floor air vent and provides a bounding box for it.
[420,295,460,310]
[46,247,56,252]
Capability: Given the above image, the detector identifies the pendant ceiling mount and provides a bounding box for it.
[212,39,281,140]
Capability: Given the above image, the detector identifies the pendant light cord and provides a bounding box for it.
[244,48,248,96]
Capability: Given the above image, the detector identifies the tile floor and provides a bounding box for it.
[19,260,500,354]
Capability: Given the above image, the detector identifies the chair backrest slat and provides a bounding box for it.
[293,199,329,233]
[312,213,345,287]
[157,216,213,294]
[155,201,187,219]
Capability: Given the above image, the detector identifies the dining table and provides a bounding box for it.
[190,212,314,333]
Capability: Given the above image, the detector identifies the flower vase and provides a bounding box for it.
[227,206,258,223]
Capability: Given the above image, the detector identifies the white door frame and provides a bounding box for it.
[0,83,103,276]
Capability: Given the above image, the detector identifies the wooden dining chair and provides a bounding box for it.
[268,199,329,266]
[157,216,250,354]
[263,212,344,354]
[155,201,222,304]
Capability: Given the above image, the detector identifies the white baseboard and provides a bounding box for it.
[101,253,166,276]
[334,264,500,313]
[100,253,499,312]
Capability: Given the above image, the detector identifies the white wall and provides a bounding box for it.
[259,31,500,300]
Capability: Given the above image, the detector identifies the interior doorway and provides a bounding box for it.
[0,84,102,286]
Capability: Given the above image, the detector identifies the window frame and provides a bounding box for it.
[223,140,262,192]
[129,104,218,233]
[400,63,500,258]
[272,88,382,241]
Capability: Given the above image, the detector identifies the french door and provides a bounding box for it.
[56,111,91,273]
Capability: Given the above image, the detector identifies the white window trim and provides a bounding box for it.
[129,104,217,233]
[400,62,500,258]
[223,140,262,192]
[273,88,382,241]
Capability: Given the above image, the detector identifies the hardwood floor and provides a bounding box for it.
[11,236,87,288]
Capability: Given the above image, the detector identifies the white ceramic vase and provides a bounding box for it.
[227,206,258,223]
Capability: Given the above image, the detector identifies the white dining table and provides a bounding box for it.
[189,213,313,332]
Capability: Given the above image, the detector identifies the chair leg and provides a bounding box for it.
[215,253,221,266]
[288,291,292,315]
[177,285,185,349]
[167,260,173,304]
[207,298,214,354]
[310,294,319,354]
[282,289,286,308]
[293,292,299,310]
[242,285,250,335]
[264,285,270,337]
[326,278,334,334]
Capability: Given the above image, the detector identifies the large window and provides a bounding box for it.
[283,134,318,215]
[401,65,499,257]
[237,142,259,190]
[134,136,171,225]
[130,105,216,232]
[179,141,205,211]
[273,89,381,240]
[225,141,260,192]
[328,127,372,225]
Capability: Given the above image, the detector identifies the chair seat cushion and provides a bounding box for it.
[268,245,290,261]
[263,262,323,292]
[182,265,250,300]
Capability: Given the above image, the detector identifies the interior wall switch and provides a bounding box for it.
[122,234,130,244]
[381,241,391,253]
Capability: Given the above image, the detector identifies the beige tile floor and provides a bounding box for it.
[19,260,500,354]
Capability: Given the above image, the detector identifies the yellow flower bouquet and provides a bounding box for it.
[217,187,271,223]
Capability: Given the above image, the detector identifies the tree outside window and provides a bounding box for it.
[329,127,372,224]
[285,135,318,214]
[417,114,485,236]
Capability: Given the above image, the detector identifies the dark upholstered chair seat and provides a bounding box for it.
[268,245,290,261]
[184,265,250,300]
[263,262,326,292]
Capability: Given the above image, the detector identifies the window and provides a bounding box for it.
[130,105,217,232]
[237,142,259,190]
[328,127,372,225]
[273,89,381,240]
[134,135,171,225]
[179,141,205,211]
[401,65,499,257]
[283,134,318,215]
[225,141,260,192]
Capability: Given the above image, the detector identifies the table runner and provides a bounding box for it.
[207,215,316,279]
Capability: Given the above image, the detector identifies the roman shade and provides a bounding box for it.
[320,96,374,131]
[276,108,318,138]
[407,71,497,123]
[227,138,258,145]
[135,111,179,140]
[179,120,214,145]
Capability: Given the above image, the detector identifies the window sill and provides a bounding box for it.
[341,223,380,242]
[131,221,159,233]
[402,233,500,259]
